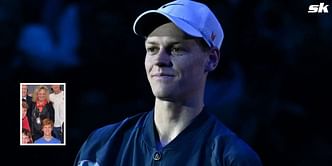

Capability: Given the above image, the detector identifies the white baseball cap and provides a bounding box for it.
[133,0,224,49]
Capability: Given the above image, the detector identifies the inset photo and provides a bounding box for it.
[20,83,66,146]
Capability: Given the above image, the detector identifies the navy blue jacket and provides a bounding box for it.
[74,110,262,166]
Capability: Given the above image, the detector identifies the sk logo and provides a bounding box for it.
[308,3,329,13]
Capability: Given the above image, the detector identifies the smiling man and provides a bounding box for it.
[34,118,61,144]
[75,1,262,165]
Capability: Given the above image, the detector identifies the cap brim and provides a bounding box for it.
[133,10,202,38]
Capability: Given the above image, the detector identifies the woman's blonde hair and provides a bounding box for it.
[32,85,50,102]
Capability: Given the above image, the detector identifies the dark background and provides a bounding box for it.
[2,0,331,165]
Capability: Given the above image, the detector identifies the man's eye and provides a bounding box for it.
[146,47,159,54]
[171,47,184,56]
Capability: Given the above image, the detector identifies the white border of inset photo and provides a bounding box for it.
[20,83,66,146]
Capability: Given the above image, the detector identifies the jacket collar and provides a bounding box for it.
[142,108,209,150]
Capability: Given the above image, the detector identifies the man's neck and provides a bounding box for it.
[154,98,204,147]
[43,135,53,141]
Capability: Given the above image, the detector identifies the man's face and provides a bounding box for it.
[42,124,53,136]
[37,89,47,101]
[51,85,61,93]
[144,23,208,101]
[22,85,27,97]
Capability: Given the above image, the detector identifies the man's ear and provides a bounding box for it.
[205,47,220,72]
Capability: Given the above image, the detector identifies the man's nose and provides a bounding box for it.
[154,49,172,67]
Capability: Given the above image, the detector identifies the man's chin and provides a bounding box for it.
[153,92,169,98]
[153,93,178,102]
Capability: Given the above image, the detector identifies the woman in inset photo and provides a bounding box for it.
[28,85,55,142]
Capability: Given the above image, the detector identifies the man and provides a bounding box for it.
[22,84,32,107]
[49,84,65,143]
[75,1,262,165]
[34,118,61,144]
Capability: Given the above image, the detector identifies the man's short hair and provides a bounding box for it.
[41,118,54,128]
